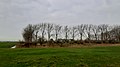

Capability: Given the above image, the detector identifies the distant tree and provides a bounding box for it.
[22,24,35,43]
[99,24,109,41]
[84,24,93,41]
[109,25,120,41]
[107,26,114,40]
[92,25,100,41]
[32,24,40,42]
[54,24,62,41]
[63,25,70,40]
[39,23,47,43]
[70,26,78,40]
[113,25,120,41]
[46,23,54,41]
[77,24,86,41]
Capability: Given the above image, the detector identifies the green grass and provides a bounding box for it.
[0,42,16,48]
[0,46,120,67]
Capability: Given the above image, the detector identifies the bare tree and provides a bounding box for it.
[22,24,35,43]
[54,24,62,41]
[70,26,78,40]
[39,23,47,43]
[32,24,40,42]
[107,26,112,40]
[46,23,54,41]
[63,25,70,40]
[99,24,109,41]
[85,24,93,42]
[110,25,120,41]
[77,24,86,41]
[84,24,93,41]
[115,26,120,41]
[92,25,100,41]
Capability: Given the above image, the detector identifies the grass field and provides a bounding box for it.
[0,46,120,67]
[0,42,16,48]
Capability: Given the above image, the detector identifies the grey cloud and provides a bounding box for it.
[0,0,120,40]
[46,0,120,24]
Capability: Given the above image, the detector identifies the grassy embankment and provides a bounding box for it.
[0,42,16,48]
[0,44,120,67]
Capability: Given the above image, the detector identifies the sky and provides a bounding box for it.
[0,0,120,41]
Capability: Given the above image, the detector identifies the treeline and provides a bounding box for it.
[20,23,120,47]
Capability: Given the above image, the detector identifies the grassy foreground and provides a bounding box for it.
[0,46,120,67]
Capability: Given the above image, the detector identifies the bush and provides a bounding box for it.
[95,41,102,44]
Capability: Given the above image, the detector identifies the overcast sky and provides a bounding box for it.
[0,0,120,41]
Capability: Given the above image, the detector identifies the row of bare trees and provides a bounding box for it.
[22,23,120,45]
